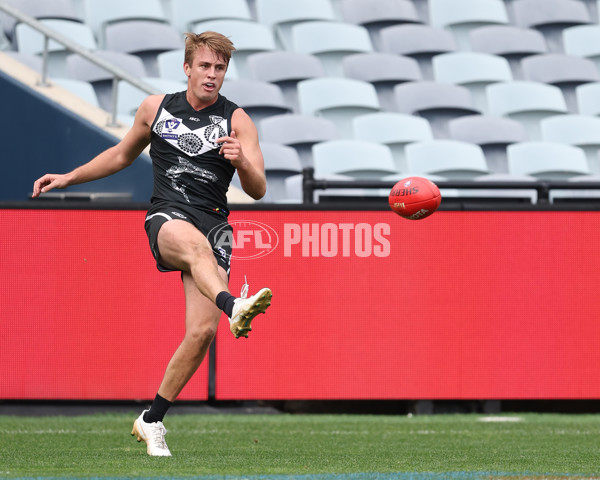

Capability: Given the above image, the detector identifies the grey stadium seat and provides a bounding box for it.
[259,114,340,167]
[246,51,326,112]
[428,0,509,50]
[290,21,373,77]
[338,0,422,50]
[393,81,481,137]
[512,0,592,53]
[297,77,381,138]
[103,20,184,77]
[165,0,252,34]
[219,79,292,124]
[486,81,568,139]
[405,140,490,179]
[379,24,457,80]
[342,52,422,110]
[468,25,549,79]
[507,141,591,179]
[66,50,147,112]
[520,53,600,111]
[448,115,528,173]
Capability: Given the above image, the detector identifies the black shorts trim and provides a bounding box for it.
[144,203,232,275]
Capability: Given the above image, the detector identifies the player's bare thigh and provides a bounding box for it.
[156,219,215,272]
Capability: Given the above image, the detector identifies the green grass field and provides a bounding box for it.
[0,412,599,479]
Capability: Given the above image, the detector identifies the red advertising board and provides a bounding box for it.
[1,209,600,400]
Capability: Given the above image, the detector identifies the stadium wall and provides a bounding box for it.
[0,70,153,202]
[1,206,600,401]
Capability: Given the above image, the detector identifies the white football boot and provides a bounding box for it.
[131,410,172,456]
[229,278,272,338]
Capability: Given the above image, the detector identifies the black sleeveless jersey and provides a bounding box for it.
[149,91,239,216]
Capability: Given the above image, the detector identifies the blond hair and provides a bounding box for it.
[184,31,236,66]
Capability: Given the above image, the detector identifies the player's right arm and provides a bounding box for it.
[32,95,164,198]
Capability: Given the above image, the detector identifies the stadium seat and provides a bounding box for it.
[486,81,568,139]
[520,54,600,111]
[428,0,509,50]
[379,24,457,80]
[393,81,481,137]
[15,19,97,77]
[338,0,422,50]
[103,20,183,77]
[540,114,600,173]
[260,142,304,202]
[289,21,373,77]
[255,0,336,50]
[448,115,528,173]
[297,77,381,138]
[190,20,277,77]
[164,0,252,34]
[66,50,147,112]
[50,77,100,107]
[575,82,600,116]
[342,52,422,110]
[469,25,548,80]
[563,24,600,72]
[246,51,326,112]
[83,0,167,43]
[116,77,186,117]
[512,0,592,53]
[259,114,340,167]
[219,79,292,123]
[4,51,43,72]
[1,0,82,41]
[432,52,513,114]
[352,112,433,172]
[405,139,490,179]
[507,141,591,179]
[312,140,397,179]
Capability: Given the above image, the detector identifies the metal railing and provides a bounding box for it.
[0,0,162,126]
[301,168,600,204]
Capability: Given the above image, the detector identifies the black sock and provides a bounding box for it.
[216,291,236,317]
[143,393,172,423]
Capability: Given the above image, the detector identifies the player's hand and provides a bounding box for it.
[32,173,70,198]
[217,130,246,167]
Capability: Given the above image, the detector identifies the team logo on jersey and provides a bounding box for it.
[161,117,182,140]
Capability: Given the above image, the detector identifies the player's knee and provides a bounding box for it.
[186,323,217,348]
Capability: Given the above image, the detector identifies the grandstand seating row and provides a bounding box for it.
[3,0,600,204]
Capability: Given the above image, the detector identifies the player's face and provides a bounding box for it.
[184,46,228,106]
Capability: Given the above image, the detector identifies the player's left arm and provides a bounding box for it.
[218,108,266,200]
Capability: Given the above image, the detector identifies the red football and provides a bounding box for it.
[388,177,442,220]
